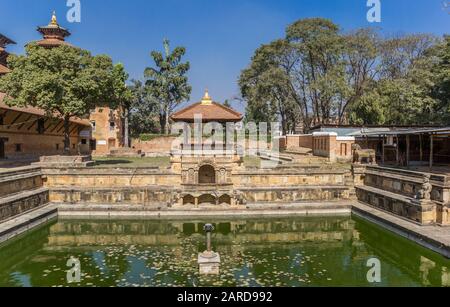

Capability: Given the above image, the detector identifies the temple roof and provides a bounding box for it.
[0,92,91,127]
[170,90,243,122]
[0,64,10,74]
[0,34,16,48]
[34,12,72,48]
[0,34,15,71]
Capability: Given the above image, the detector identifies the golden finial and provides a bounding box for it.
[50,11,58,26]
[201,89,212,105]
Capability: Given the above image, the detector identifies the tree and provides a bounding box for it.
[223,99,232,108]
[128,80,160,137]
[431,35,450,123]
[0,43,117,154]
[240,39,300,134]
[111,63,133,147]
[144,39,191,135]
[349,34,442,125]
[242,18,447,130]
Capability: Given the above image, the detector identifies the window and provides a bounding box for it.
[98,108,104,113]
[91,121,96,132]
[56,144,60,150]
[0,116,3,126]
[37,118,45,134]
[72,144,76,149]
[110,121,115,131]
[15,144,22,152]
[81,139,87,145]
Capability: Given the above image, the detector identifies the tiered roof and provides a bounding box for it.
[0,34,16,74]
[171,90,243,123]
[0,15,88,127]
[34,12,72,48]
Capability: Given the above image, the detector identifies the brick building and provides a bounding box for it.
[89,107,124,155]
[0,13,93,160]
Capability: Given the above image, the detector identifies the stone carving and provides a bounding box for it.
[352,144,376,165]
[219,168,227,184]
[168,190,183,207]
[188,169,196,184]
[233,190,247,206]
[416,175,433,201]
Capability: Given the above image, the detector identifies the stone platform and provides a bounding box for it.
[108,148,145,158]
[32,155,95,167]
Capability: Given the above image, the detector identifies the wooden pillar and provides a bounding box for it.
[430,134,434,170]
[406,135,410,168]
[396,135,400,166]
[419,134,423,162]
[382,136,385,164]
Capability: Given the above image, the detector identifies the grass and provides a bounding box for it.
[243,156,262,168]
[93,156,171,168]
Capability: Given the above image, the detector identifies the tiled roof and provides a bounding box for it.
[33,39,73,48]
[0,64,10,74]
[0,34,16,48]
[0,92,91,127]
[171,102,243,122]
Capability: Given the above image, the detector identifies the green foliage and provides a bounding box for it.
[241,18,448,129]
[128,80,160,137]
[111,63,134,146]
[144,39,191,135]
[0,43,118,152]
[138,133,179,142]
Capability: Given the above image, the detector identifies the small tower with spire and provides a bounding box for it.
[35,11,71,47]
[201,89,213,105]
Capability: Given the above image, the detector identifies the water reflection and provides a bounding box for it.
[0,216,448,287]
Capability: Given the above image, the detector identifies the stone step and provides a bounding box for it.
[0,203,58,244]
[356,185,417,204]
[0,187,50,223]
[0,187,49,206]
[55,201,355,218]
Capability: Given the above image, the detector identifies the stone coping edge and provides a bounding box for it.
[1,202,449,259]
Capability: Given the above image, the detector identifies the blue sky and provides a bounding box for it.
[1,0,449,111]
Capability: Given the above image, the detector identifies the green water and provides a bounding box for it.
[0,215,448,287]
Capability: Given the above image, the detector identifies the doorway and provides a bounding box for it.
[198,165,216,184]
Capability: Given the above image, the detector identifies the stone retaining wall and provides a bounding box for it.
[0,167,42,197]
[0,167,48,222]
[0,188,49,222]
[355,166,449,225]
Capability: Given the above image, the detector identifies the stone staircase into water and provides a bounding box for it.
[0,166,50,223]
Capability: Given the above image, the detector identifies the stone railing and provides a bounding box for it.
[0,166,49,222]
[363,165,450,204]
[356,165,450,225]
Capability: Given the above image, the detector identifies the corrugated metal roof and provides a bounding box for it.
[361,127,450,136]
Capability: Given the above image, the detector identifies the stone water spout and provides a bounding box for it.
[198,223,221,275]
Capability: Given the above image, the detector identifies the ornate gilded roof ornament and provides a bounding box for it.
[50,11,58,26]
[201,89,213,105]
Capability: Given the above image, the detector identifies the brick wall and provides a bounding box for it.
[286,135,313,149]
[132,136,178,155]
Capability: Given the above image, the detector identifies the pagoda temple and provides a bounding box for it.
[34,11,72,48]
[0,34,16,75]
[171,90,242,123]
